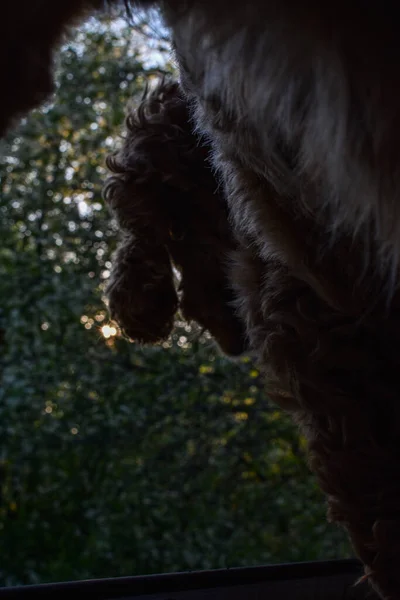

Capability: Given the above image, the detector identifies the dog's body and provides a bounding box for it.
[3,2,400,598]
[163,2,400,268]
[5,2,400,266]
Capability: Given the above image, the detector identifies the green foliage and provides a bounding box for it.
[0,17,352,587]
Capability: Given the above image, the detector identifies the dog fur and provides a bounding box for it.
[103,80,246,356]
[2,2,400,598]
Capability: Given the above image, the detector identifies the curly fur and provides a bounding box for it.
[103,81,246,356]
[3,2,400,598]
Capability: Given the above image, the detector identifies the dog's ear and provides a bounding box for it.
[102,81,187,344]
[104,79,247,354]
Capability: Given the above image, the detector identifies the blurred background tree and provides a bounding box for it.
[0,9,351,587]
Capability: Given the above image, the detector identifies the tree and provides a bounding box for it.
[0,14,351,587]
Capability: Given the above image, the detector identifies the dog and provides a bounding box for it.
[3,2,400,597]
